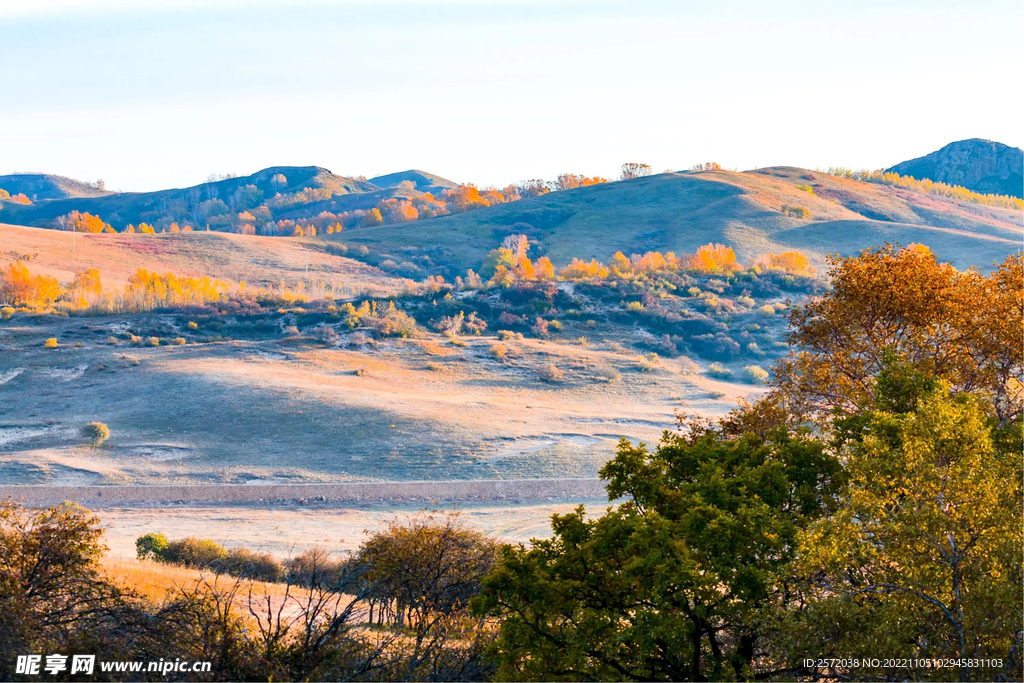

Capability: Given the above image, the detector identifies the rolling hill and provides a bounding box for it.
[1,162,1019,280]
[0,173,113,201]
[334,166,1022,276]
[0,166,382,229]
[887,138,1023,198]
[369,169,457,193]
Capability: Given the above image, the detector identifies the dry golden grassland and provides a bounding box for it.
[0,223,405,293]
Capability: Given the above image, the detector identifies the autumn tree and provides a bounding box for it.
[68,268,102,307]
[514,179,550,198]
[355,512,500,680]
[620,162,652,180]
[555,173,608,190]
[751,251,814,276]
[0,501,123,677]
[57,210,111,233]
[774,245,1023,424]
[360,208,383,227]
[0,262,63,307]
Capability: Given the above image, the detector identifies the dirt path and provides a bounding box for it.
[0,478,608,508]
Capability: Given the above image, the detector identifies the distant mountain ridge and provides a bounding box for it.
[0,165,466,230]
[0,173,113,200]
[887,139,1023,198]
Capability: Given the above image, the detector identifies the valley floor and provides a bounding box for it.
[1,313,763,485]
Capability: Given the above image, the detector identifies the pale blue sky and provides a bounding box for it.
[1,0,1020,192]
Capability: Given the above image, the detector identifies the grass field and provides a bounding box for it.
[0,222,406,292]
[0,309,758,485]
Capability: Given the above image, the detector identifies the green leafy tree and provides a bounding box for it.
[480,247,518,280]
[790,381,1023,682]
[475,427,845,681]
[135,532,169,561]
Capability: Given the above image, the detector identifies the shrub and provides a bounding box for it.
[538,363,564,382]
[43,337,58,348]
[531,317,550,337]
[187,321,198,330]
[107,336,118,344]
[677,357,700,375]
[781,205,812,219]
[548,320,563,332]
[145,336,159,347]
[490,344,508,360]
[171,337,186,346]
[594,366,621,383]
[757,304,776,315]
[637,353,660,372]
[691,333,741,361]
[737,295,756,307]
[314,326,339,345]
[0,306,13,320]
[82,422,110,446]
[162,537,227,568]
[136,532,169,560]
[284,325,301,336]
[626,301,646,312]
[497,329,515,341]
[366,303,418,338]
[743,365,769,384]
[218,547,283,582]
[706,363,733,379]
[286,547,345,589]
[577,336,588,346]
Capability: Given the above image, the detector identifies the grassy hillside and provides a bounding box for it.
[0,173,113,200]
[369,169,457,192]
[0,223,405,293]
[332,167,1021,276]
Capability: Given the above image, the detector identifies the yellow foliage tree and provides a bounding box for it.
[683,243,741,273]
[752,251,815,275]
[0,262,63,307]
[559,258,609,280]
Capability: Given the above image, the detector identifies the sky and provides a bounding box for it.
[1,0,1021,192]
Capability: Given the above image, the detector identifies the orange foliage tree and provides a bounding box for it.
[559,258,610,279]
[0,262,63,307]
[69,268,102,308]
[110,269,227,312]
[58,210,112,233]
[555,174,609,191]
[774,245,1023,423]
[682,243,742,274]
